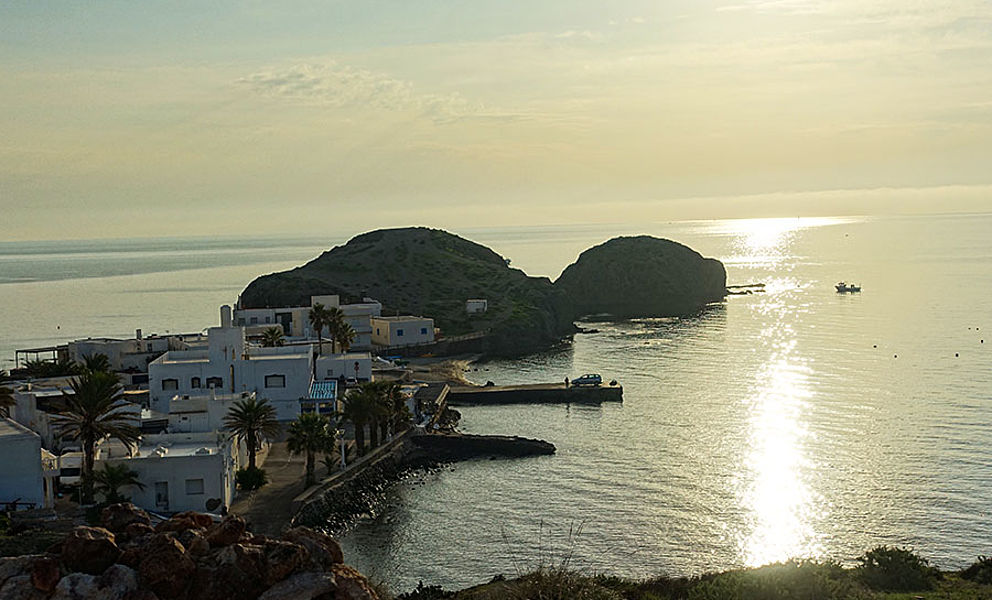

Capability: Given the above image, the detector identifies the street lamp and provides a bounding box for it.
[334,428,346,469]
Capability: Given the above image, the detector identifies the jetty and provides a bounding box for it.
[447,382,623,406]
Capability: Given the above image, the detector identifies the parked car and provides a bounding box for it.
[571,373,602,387]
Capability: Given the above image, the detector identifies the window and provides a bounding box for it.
[161,378,178,391]
[397,329,404,337]
[191,377,201,389]
[237,318,245,326]
[206,376,223,389]
[250,317,258,325]
[420,327,428,335]
[185,478,204,495]
[264,316,271,324]
[265,374,286,388]
[375,328,380,335]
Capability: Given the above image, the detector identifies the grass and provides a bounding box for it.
[389,548,992,600]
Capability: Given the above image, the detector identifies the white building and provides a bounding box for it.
[0,418,58,509]
[466,299,488,315]
[371,316,436,347]
[149,307,312,421]
[9,379,141,450]
[68,331,206,373]
[234,295,382,350]
[97,431,246,514]
[165,391,246,434]
[315,352,372,382]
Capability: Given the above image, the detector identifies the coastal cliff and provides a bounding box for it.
[240,228,725,356]
[555,236,727,319]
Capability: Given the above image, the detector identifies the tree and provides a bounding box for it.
[260,327,285,348]
[223,397,281,470]
[340,384,381,456]
[324,306,345,353]
[287,412,334,487]
[24,357,80,379]
[80,353,112,373]
[92,463,145,503]
[55,370,141,504]
[0,386,14,418]
[333,321,357,354]
[308,304,331,355]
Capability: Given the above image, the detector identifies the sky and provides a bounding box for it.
[2,0,991,240]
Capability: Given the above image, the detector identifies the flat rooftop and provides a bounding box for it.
[0,418,39,439]
[373,315,430,321]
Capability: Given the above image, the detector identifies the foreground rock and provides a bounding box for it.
[0,503,379,600]
[555,235,727,318]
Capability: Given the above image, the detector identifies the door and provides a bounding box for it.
[154,481,169,511]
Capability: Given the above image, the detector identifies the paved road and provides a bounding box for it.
[230,441,324,536]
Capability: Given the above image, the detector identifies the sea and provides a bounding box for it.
[2,214,991,593]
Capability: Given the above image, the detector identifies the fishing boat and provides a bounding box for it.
[835,282,861,293]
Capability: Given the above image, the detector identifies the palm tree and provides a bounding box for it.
[308,304,331,355]
[260,327,285,347]
[287,413,333,487]
[0,386,15,418]
[223,397,281,470]
[333,321,357,354]
[55,370,141,504]
[92,463,145,503]
[81,353,112,373]
[341,384,380,456]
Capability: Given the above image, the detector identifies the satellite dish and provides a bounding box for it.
[205,498,222,511]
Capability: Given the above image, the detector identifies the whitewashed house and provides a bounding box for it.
[67,331,206,374]
[149,306,313,421]
[234,295,381,350]
[0,418,58,509]
[97,431,247,514]
[315,352,372,382]
[371,316,435,347]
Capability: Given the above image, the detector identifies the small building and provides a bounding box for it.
[234,295,382,351]
[97,432,247,514]
[315,352,372,382]
[466,299,488,315]
[371,316,435,348]
[68,331,206,375]
[0,418,57,510]
[301,380,338,416]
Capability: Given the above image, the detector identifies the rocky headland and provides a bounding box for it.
[240,228,726,356]
[0,503,381,600]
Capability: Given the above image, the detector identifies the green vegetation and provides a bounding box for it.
[223,397,281,470]
[80,352,112,373]
[54,370,140,504]
[235,466,269,491]
[261,326,286,347]
[287,412,334,486]
[308,303,333,355]
[92,462,145,503]
[0,385,14,417]
[390,548,992,600]
[23,357,81,378]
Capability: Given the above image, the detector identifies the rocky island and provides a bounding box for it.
[240,228,726,356]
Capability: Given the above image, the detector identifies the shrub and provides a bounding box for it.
[856,546,937,591]
[688,560,855,600]
[235,466,268,491]
[962,555,992,585]
[397,581,454,599]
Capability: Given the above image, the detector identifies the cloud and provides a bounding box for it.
[238,62,523,124]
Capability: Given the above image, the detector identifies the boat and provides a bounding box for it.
[835,282,861,293]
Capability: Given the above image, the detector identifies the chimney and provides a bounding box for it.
[136,328,143,340]
[220,305,233,328]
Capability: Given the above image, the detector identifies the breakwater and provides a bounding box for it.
[292,431,556,532]
[448,382,623,405]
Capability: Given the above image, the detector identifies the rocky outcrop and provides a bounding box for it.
[555,236,726,318]
[239,228,725,357]
[239,227,575,356]
[0,503,380,600]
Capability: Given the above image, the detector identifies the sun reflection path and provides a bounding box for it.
[741,351,823,567]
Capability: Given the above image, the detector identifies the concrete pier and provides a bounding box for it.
[447,382,623,406]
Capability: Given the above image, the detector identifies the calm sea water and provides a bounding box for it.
[2,215,991,592]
